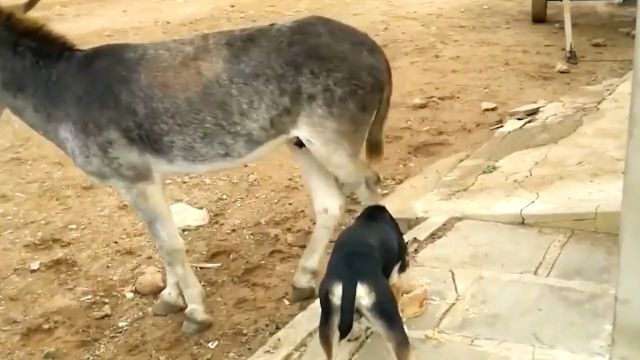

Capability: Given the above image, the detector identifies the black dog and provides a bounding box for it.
[318,204,411,360]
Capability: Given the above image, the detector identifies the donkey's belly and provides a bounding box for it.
[148,135,288,175]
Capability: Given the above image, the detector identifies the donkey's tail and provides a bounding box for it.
[365,52,393,163]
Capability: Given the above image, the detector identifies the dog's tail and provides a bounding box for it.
[338,277,358,341]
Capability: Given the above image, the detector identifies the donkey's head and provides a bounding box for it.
[0,0,71,116]
[0,0,41,116]
[0,0,74,60]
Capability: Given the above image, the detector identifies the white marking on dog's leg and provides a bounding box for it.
[289,143,345,301]
[388,263,402,286]
[122,179,212,334]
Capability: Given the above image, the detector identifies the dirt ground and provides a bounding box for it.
[0,0,635,359]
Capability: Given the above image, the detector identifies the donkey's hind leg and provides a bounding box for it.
[120,178,213,335]
[302,138,381,206]
[288,140,346,302]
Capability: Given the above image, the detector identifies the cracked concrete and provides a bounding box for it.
[409,72,631,234]
[252,218,618,360]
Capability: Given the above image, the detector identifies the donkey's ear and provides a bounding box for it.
[22,0,41,13]
[5,0,41,14]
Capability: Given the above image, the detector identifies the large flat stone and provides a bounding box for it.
[405,302,450,331]
[401,267,457,331]
[440,277,614,355]
[354,335,532,360]
[416,220,570,274]
[400,267,457,303]
[248,301,321,360]
[549,231,619,286]
[297,331,363,360]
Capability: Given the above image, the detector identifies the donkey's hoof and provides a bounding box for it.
[291,285,316,302]
[181,308,213,336]
[151,299,186,316]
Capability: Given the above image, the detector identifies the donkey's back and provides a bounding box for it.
[56,16,391,181]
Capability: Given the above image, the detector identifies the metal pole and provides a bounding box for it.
[612,3,640,359]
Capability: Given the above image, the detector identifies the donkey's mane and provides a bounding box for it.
[0,6,77,58]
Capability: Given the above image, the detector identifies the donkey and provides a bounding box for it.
[0,1,393,334]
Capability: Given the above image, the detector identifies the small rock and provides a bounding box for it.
[29,261,41,272]
[124,291,135,300]
[480,101,498,111]
[135,266,165,296]
[90,305,112,320]
[590,38,607,47]
[42,348,60,359]
[555,62,570,73]
[169,202,210,230]
[80,181,94,190]
[619,27,633,35]
[409,97,437,109]
[3,312,23,324]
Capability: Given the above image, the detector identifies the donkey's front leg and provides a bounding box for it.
[288,142,346,301]
[122,179,213,335]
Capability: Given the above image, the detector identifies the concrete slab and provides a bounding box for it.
[382,152,468,221]
[355,335,533,360]
[403,215,450,244]
[439,277,615,355]
[401,267,458,331]
[400,266,457,304]
[248,301,320,360]
[416,220,571,274]
[296,331,364,360]
[550,231,619,286]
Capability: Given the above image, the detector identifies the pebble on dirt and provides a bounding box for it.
[480,101,498,111]
[29,261,41,272]
[590,38,607,47]
[91,305,112,320]
[555,62,570,73]
[4,312,23,324]
[410,97,437,109]
[42,348,60,360]
[619,27,633,36]
[135,266,165,295]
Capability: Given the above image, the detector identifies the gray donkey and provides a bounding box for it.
[1,1,392,334]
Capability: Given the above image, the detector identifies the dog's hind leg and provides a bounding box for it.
[289,140,346,301]
[319,290,336,360]
[364,285,412,360]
